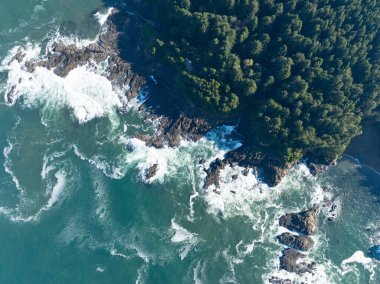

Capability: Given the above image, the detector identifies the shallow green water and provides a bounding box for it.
[0,1,379,283]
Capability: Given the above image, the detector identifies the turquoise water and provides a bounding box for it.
[0,1,379,283]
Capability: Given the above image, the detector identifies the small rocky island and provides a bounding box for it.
[277,206,320,274]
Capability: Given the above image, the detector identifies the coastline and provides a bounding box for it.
[4,8,374,188]
[0,4,379,283]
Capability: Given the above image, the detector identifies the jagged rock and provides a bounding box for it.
[225,147,291,187]
[135,134,151,142]
[14,49,25,62]
[204,158,227,189]
[5,10,145,110]
[6,85,17,104]
[308,162,328,176]
[279,206,320,235]
[277,232,315,251]
[268,276,292,284]
[261,161,291,187]
[368,245,380,261]
[145,164,158,179]
[279,248,316,274]
[165,114,212,147]
[136,114,211,149]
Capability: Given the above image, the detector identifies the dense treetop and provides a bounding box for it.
[132,0,379,163]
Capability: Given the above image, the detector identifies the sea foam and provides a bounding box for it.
[94,8,114,27]
[2,44,122,125]
[171,218,199,260]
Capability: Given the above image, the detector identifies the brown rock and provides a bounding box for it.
[145,164,158,180]
[279,206,320,235]
[279,249,316,274]
[204,158,227,189]
[277,232,315,251]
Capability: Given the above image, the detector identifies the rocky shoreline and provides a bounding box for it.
[4,8,377,282]
[5,9,300,187]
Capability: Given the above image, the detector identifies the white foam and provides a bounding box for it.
[203,164,272,219]
[342,251,372,265]
[235,240,257,261]
[171,218,199,260]
[92,173,109,221]
[45,28,97,50]
[41,150,66,180]
[205,125,242,151]
[124,138,178,184]
[96,266,105,273]
[219,249,239,283]
[72,144,123,179]
[94,8,114,27]
[193,261,206,284]
[3,139,23,192]
[171,219,195,243]
[5,52,122,123]
[187,190,199,222]
[135,264,148,284]
[6,170,67,223]
[110,248,129,259]
[45,170,66,208]
[2,31,126,125]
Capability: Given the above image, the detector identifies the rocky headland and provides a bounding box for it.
[5,8,338,188]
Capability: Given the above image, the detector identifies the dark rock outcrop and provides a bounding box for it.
[5,10,145,106]
[368,245,380,261]
[145,164,158,180]
[141,114,212,149]
[279,248,316,274]
[204,158,227,189]
[307,162,328,176]
[277,232,315,251]
[279,206,320,235]
[225,147,291,187]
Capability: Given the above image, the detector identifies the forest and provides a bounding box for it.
[131,0,379,163]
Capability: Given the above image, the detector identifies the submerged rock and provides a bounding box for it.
[277,232,314,251]
[279,206,320,235]
[368,245,380,261]
[268,276,292,284]
[145,164,158,180]
[279,248,316,274]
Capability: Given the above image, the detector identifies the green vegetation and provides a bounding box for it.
[133,0,379,163]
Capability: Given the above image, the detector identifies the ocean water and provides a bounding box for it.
[0,1,379,283]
